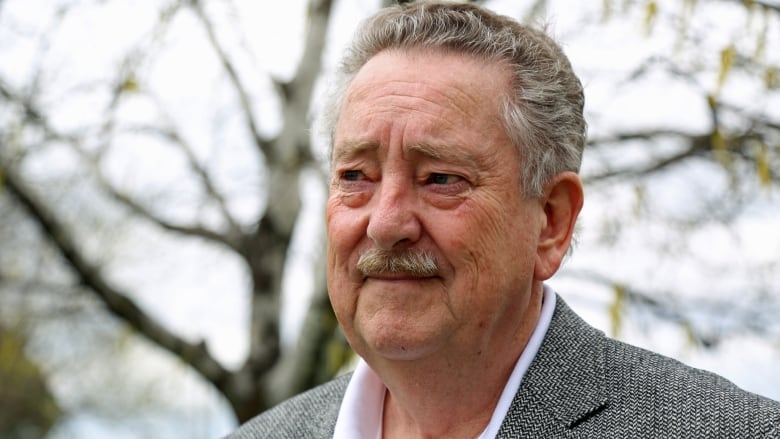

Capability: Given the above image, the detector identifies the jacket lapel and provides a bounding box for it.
[497,295,609,438]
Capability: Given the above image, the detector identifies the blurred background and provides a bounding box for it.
[0,0,778,437]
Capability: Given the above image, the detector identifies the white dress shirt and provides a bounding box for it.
[332,285,557,438]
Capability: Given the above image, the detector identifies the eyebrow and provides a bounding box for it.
[333,140,481,169]
[332,141,378,164]
[405,143,480,168]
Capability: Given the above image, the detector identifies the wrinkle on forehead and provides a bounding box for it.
[345,79,488,123]
[343,49,511,121]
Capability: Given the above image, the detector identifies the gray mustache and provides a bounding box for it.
[357,248,439,277]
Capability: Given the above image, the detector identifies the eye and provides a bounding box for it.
[426,173,462,185]
[342,170,365,181]
[335,169,373,195]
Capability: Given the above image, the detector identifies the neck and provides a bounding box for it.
[374,283,544,439]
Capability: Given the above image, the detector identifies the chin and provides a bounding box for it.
[370,343,430,361]
[357,322,448,362]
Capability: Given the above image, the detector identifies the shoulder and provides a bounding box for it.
[605,331,778,404]
[514,295,780,437]
[600,337,780,436]
[226,374,351,439]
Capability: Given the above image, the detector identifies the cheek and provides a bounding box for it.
[449,200,539,281]
[326,238,356,334]
[325,200,366,315]
[326,200,366,258]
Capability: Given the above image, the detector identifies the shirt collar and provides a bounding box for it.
[333,357,385,439]
[333,285,557,439]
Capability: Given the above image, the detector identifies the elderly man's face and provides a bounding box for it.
[326,49,547,363]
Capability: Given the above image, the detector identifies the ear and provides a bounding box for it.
[534,172,584,281]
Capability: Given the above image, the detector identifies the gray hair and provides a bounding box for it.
[318,0,586,198]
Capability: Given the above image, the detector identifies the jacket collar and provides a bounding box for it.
[498,295,609,435]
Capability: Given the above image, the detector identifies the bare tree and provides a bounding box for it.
[1,0,344,422]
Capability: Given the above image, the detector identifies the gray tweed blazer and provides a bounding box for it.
[228,296,780,438]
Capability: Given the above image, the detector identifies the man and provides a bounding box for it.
[230,1,780,438]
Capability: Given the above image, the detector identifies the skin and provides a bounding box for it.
[326,48,584,438]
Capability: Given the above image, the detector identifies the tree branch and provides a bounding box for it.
[727,0,780,13]
[0,78,80,147]
[586,121,778,185]
[97,49,245,249]
[3,74,246,253]
[271,0,333,168]
[584,130,711,182]
[117,122,245,246]
[188,0,273,162]
[94,168,244,252]
[0,159,231,387]
[561,269,780,346]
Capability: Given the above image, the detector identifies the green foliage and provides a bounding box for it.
[716,44,737,94]
[608,284,626,338]
[765,66,779,88]
[120,74,140,93]
[644,0,658,35]
[0,326,61,439]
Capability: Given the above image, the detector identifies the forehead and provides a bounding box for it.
[335,49,512,153]
[344,49,510,110]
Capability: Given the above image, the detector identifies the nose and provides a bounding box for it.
[366,178,421,250]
